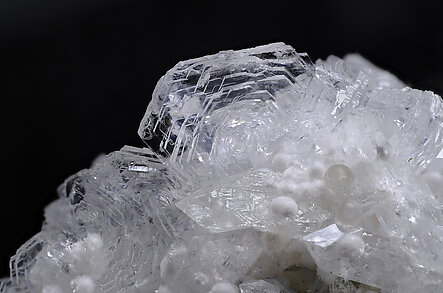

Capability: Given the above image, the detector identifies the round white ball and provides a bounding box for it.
[70,275,95,293]
[324,164,355,190]
[270,196,298,217]
[336,233,365,259]
[209,282,239,293]
[271,153,294,172]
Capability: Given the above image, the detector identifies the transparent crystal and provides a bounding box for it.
[138,43,313,180]
[2,43,443,293]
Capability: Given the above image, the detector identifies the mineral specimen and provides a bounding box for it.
[1,43,443,293]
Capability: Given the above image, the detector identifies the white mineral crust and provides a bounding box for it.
[1,43,443,293]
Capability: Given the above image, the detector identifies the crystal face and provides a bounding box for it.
[1,43,443,293]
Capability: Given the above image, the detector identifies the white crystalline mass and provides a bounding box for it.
[1,43,443,293]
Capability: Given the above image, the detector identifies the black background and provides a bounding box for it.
[1,0,442,277]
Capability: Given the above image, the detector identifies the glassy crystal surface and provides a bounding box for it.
[2,43,443,293]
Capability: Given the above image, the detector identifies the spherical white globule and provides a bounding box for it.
[324,164,355,190]
[336,233,365,259]
[84,233,103,251]
[309,162,325,180]
[70,275,95,293]
[209,282,239,293]
[270,196,298,217]
[271,152,295,172]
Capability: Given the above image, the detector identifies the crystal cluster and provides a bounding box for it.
[1,43,443,293]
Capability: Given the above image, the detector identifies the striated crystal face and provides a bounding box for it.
[1,43,443,293]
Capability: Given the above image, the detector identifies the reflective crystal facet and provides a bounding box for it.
[2,43,443,293]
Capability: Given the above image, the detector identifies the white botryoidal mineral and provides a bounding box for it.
[1,43,442,293]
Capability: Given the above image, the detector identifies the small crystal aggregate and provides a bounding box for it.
[1,43,443,293]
